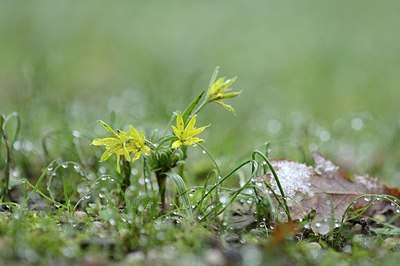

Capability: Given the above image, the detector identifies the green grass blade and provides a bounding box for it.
[165,172,193,221]
[182,90,205,123]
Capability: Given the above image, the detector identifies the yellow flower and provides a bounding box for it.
[92,121,150,173]
[128,125,151,161]
[171,113,210,149]
[206,67,241,114]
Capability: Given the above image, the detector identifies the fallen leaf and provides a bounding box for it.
[257,152,400,235]
[269,222,299,248]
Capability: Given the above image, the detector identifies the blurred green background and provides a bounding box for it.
[1,1,399,185]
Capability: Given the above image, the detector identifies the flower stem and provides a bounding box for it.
[156,171,167,214]
[190,101,208,120]
[121,158,131,193]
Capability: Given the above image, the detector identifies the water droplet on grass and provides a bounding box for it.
[13,141,21,150]
[351,117,364,131]
[363,196,371,202]
[269,224,275,230]
[61,162,68,169]
[72,130,81,138]
[130,168,138,175]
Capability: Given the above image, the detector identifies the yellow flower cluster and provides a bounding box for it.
[91,121,150,173]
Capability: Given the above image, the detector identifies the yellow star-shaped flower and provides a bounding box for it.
[171,113,210,149]
[92,121,150,173]
[206,67,241,114]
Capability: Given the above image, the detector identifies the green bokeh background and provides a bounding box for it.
[1,1,399,184]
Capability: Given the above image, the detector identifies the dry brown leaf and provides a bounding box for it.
[257,152,400,235]
[268,222,299,248]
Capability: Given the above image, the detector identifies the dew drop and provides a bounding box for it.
[72,130,81,138]
[61,162,68,169]
[269,224,275,230]
[13,141,21,150]
[363,196,371,202]
[131,168,138,175]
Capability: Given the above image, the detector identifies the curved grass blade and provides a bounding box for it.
[165,172,193,221]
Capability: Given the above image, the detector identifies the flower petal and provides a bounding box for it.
[172,140,182,149]
[186,115,197,130]
[131,152,141,161]
[171,126,182,138]
[215,100,236,114]
[123,146,131,161]
[129,125,141,140]
[190,124,210,136]
[100,150,112,161]
[116,155,121,173]
[98,120,118,137]
[185,137,204,146]
[142,145,151,155]
[176,113,184,130]
[92,137,119,146]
